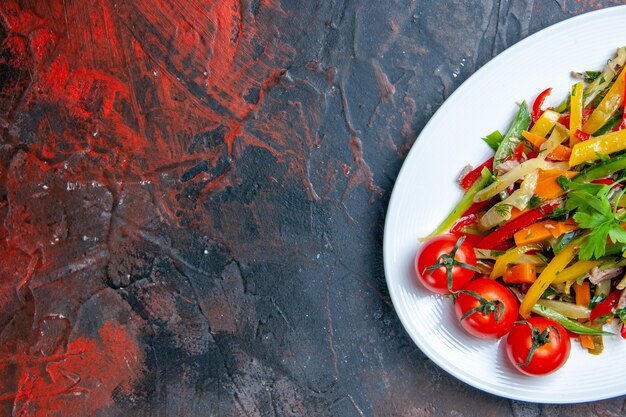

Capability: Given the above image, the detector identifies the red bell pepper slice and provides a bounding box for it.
[450,213,477,234]
[491,240,515,252]
[457,232,483,248]
[558,108,594,128]
[476,202,559,249]
[590,290,621,322]
[512,143,525,162]
[574,129,591,142]
[591,178,617,186]
[460,157,494,190]
[532,87,552,124]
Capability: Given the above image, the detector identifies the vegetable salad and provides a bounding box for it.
[416,47,626,372]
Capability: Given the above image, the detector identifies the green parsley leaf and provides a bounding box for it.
[566,185,626,260]
[573,211,607,229]
[580,223,612,259]
[609,224,626,243]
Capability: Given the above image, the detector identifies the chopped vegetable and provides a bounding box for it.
[494,102,531,167]
[482,131,504,151]
[569,82,584,146]
[479,171,538,230]
[571,153,626,184]
[531,304,613,335]
[478,203,559,250]
[575,281,591,307]
[490,244,542,280]
[569,129,626,166]
[582,68,626,134]
[579,334,596,350]
[534,169,577,200]
[532,88,553,124]
[419,47,626,369]
[583,47,626,108]
[427,169,493,238]
[529,109,560,138]
[474,159,567,203]
[590,289,622,322]
[537,299,590,319]
[522,131,572,162]
[542,123,570,156]
[553,260,601,284]
[520,241,578,318]
[460,157,494,190]
[503,263,537,284]
[513,219,578,246]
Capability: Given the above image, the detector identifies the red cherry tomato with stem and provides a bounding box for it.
[414,234,478,294]
[454,279,519,338]
[506,317,571,376]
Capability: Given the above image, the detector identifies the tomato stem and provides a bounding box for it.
[517,321,560,368]
[423,236,480,292]
[457,289,504,322]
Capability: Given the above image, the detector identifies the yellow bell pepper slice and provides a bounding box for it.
[529,109,560,138]
[582,68,625,134]
[519,240,578,318]
[551,260,600,284]
[569,129,626,167]
[569,82,584,146]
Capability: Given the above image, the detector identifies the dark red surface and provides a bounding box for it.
[1,1,626,416]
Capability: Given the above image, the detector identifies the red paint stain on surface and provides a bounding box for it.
[4,36,28,66]
[0,1,299,413]
[0,0,380,413]
[2,321,143,416]
[0,0,46,33]
[346,137,383,201]
[0,0,304,225]
[29,28,57,63]
[372,60,395,104]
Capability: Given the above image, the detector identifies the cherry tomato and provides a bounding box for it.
[506,317,571,376]
[414,234,477,294]
[454,278,519,338]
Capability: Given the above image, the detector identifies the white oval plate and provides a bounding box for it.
[384,6,626,404]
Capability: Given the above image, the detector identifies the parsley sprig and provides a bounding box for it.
[560,177,626,259]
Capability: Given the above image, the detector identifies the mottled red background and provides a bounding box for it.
[1,0,625,416]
